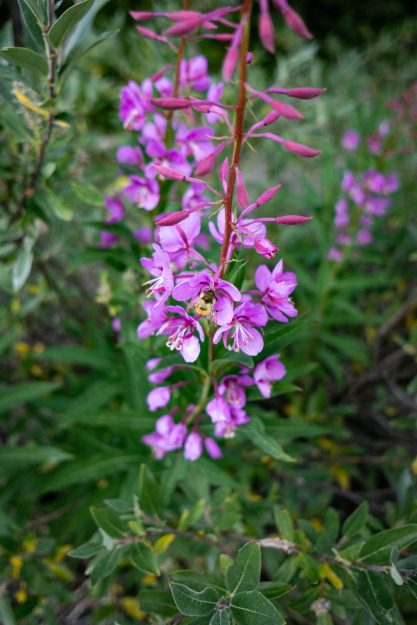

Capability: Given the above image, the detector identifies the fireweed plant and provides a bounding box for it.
[107,0,325,462]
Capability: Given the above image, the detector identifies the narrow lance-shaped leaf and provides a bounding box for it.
[48,0,95,48]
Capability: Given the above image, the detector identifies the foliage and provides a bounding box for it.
[0,2,417,625]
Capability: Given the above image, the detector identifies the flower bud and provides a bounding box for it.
[165,16,202,36]
[276,215,312,224]
[282,6,313,40]
[222,47,239,82]
[151,97,190,110]
[259,13,276,53]
[284,140,320,157]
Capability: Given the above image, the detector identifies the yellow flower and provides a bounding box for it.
[10,555,23,579]
[121,597,146,620]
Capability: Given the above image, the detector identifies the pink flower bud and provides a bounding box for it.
[153,164,188,180]
[255,184,282,207]
[151,97,190,110]
[219,157,229,192]
[259,13,276,53]
[195,143,225,177]
[263,110,281,125]
[282,6,313,40]
[155,210,191,226]
[165,16,202,37]
[270,99,304,120]
[222,46,239,82]
[276,215,312,224]
[135,26,167,43]
[129,11,154,20]
[254,237,278,258]
[266,86,326,99]
[236,167,249,208]
[205,437,223,459]
[246,51,254,63]
[284,140,320,157]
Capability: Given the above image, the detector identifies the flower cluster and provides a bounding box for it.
[329,124,400,262]
[112,1,322,460]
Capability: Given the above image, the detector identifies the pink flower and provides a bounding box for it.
[205,437,223,459]
[137,300,167,339]
[100,231,118,248]
[184,432,203,461]
[104,196,125,223]
[219,374,253,408]
[159,213,202,267]
[213,299,268,356]
[254,354,286,398]
[116,145,144,165]
[119,79,153,130]
[141,244,174,301]
[142,414,187,459]
[147,386,171,412]
[124,175,160,211]
[172,269,241,325]
[341,130,360,151]
[180,55,211,91]
[157,305,204,363]
[255,260,297,323]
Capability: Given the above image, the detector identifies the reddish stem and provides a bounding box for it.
[218,0,253,277]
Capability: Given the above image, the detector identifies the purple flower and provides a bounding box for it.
[159,213,202,268]
[147,386,171,412]
[341,130,360,151]
[146,358,161,371]
[218,374,253,408]
[100,231,118,248]
[254,354,286,398]
[133,226,153,244]
[137,300,167,339]
[157,305,204,363]
[124,175,160,211]
[141,244,174,301]
[213,299,267,356]
[327,246,343,262]
[334,198,349,228]
[112,318,121,332]
[255,260,297,323]
[206,395,231,424]
[148,366,174,384]
[206,82,224,124]
[142,414,186,459]
[119,79,153,130]
[356,229,373,245]
[105,196,125,224]
[176,126,214,162]
[205,437,223,459]
[116,145,144,166]
[184,432,203,461]
[180,56,211,91]
[172,269,241,325]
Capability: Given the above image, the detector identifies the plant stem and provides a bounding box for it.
[218,0,253,277]
[14,0,57,218]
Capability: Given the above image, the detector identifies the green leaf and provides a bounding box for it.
[342,502,368,537]
[0,445,72,470]
[12,239,34,292]
[274,508,295,541]
[88,547,122,584]
[226,543,261,595]
[70,180,103,207]
[389,547,404,586]
[355,571,394,625]
[0,47,48,75]
[231,590,285,625]
[138,464,161,518]
[242,418,295,463]
[210,609,231,625]
[258,581,292,599]
[359,525,417,564]
[48,0,95,48]
[18,0,47,24]
[178,499,206,531]
[35,345,113,370]
[130,542,159,576]
[0,596,17,625]
[139,590,177,617]
[90,507,126,538]
[60,30,118,83]
[0,381,58,412]
[170,583,219,617]
[18,0,44,50]
[68,538,102,559]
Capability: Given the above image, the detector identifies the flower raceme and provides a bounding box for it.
[109,0,323,461]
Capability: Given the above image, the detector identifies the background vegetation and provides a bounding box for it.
[0,1,417,624]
